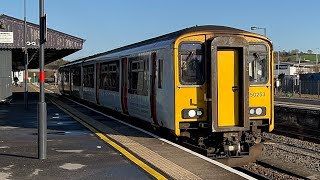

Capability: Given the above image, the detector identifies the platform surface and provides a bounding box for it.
[0,84,249,180]
[0,86,151,180]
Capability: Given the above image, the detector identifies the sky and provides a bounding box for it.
[1,0,320,61]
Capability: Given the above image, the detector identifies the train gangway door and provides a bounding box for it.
[211,36,249,131]
[217,49,239,126]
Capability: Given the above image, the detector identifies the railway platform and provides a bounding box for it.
[275,97,320,111]
[0,84,254,180]
[0,85,151,179]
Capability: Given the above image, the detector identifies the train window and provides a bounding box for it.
[64,71,69,84]
[83,65,94,88]
[158,59,163,88]
[129,54,149,96]
[72,68,81,86]
[179,43,204,85]
[249,44,268,84]
[100,61,119,91]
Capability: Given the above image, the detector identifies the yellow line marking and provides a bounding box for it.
[46,96,167,180]
[28,84,40,92]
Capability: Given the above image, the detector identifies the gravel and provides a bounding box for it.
[243,163,303,180]
[262,132,320,172]
[242,132,320,179]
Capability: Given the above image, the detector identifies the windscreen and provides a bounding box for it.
[179,43,205,85]
[248,44,268,84]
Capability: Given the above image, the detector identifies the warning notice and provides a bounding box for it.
[0,32,13,43]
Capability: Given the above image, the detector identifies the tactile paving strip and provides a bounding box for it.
[50,95,202,180]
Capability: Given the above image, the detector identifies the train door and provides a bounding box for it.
[96,63,100,105]
[150,52,159,126]
[211,36,249,131]
[60,70,65,94]
[121,58,129,114]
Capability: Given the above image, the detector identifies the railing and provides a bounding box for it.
[276,79,320,98]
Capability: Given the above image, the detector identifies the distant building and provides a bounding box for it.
[274,62,315,78]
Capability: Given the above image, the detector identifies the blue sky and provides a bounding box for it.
[1,0,320,61]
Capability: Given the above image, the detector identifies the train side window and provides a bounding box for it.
[100,60,119,91]
[72,68,81,86]
[64,71,69,83]
[129,54,149,96]
[83,65,94,88]
[179,43,204,85]
[158,59,163,88]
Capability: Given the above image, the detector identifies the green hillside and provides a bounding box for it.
[282,54,319,62]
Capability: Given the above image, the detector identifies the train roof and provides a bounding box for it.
[61,25,265,68]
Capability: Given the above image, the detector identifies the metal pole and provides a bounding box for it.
[277,49,280,77]
[24,0,28,109]
[299,80,301,97]
[38,0,47,160]
[263,28,266,37]
[316,49,318,66]
[318,81,320,99]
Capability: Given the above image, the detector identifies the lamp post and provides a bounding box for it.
[251,26,267,37]
[38,0,47,160]
[24,0,29,109]
[278,47,280,77]
[316,48,319,66]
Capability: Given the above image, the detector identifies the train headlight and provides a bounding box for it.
[188,110,196,118]
[249,107,266,117]
[182,108,204,119]
[255,108,263,115]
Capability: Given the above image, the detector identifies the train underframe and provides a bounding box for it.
[179,119,269,158]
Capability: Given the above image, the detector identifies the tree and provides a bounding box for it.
[291,49,300,55]
[278,73,285,80]
[307,50,313,54]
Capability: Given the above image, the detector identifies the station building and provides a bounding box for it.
[0,14,84,102]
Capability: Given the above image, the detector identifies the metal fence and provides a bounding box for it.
[278,78,320,97]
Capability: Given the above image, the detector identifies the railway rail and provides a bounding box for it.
[273,124,320,144]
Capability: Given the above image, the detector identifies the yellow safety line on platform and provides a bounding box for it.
[45,94,167,180]
[29,84,40,92]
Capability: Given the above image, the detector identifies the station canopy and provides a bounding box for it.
[0,14,84,70]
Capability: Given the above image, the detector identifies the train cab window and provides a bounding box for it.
[100,61,119,91]
[129,55,149,96]
[83,65,94,88]
[179,43,204,85]
[72,68,81,86]
[249,44,268,84]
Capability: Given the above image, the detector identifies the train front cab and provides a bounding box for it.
[174,31,273,156]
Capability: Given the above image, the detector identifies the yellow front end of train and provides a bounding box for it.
[173,30,273,156]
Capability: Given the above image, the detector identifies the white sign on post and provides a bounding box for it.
[0,32,13,43]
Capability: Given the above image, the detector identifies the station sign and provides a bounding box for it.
[0,32,13,43]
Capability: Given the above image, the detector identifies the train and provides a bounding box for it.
[58,25,274,158]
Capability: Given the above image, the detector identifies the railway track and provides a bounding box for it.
[273,124,320,144]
